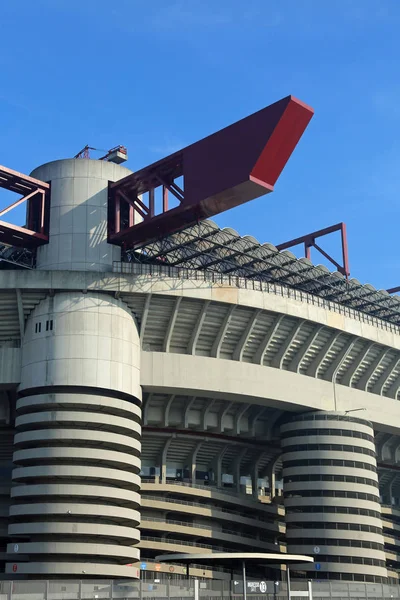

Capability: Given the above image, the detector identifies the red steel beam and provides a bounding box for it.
[0,165,50,248]
[108,95,314,248]
[0,189,41,219]
[0,165,50,195]
[276,222,350,278]
[0,220,48,247]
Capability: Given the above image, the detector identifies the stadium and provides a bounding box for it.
[1,95,400,589]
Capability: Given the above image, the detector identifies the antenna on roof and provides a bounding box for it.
[74,145,128,164]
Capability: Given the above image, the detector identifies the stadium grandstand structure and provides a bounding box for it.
[4,217,400,327]
[121,218,400,327]
[1,95,400,585]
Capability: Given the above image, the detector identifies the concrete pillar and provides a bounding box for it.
[234,449,247,493]
[191,459,196,484]
[6,291,141,579]
[381,473,397,506]
[211,447,227,488]
[190,442,202,484]
[266,462,276,502]
[252,457,262,500]
[160,438,173,484]
[281,411,387,583]
[30,159,131,272]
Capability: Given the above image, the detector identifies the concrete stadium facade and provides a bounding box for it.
[1,159,400,582]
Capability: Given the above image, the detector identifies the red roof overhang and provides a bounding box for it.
[109,95,314,248]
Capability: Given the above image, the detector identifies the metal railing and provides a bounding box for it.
[2,578,400,599]
[141,516,215,532]
[140,481,283,516]
[141,479,254,499]
[113,261,400,336]
[140,516,258,540]
[140,535,226,552]
[140,494,279,526]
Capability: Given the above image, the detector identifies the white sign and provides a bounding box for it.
[13,544,19,553]
[247,581,269,594]
[314,546,320,554]
[259,581,267,593]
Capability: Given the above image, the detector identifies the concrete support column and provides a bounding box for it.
[31,159,131,272]
[210,448,226,489]
[160,438,173,484]
[281,411,387,583]
[190,460,196,484]
[190,442,202,484]
[234,449,247,493]
[381,473,397,506]
[266,462,276,502]
[6,292,141,579]
[252,471,258,499]
[252,456,263,500]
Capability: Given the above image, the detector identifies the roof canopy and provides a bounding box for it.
[155,552,314,567]
[130,219,400,326]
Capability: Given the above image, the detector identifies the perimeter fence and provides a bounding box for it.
[1,579,400,600]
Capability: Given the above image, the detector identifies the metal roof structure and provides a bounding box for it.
[0,244,34,269]
[2,212,400,327]
[127,218,400,326]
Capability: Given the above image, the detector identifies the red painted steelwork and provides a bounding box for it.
[276,222,350,278]
[0,165,50,248]
[108,95,314,248]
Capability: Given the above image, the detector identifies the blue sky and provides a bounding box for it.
[1,0,399,289]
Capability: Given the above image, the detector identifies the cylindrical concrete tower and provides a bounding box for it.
[7,292,141,578]
[5,156,141,579]
[30,159,131,272]
[281,412,387,583]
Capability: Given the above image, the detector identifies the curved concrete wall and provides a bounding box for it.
[139,484,284,558]
[31,159,131,272]
[18,292,139,395]
[281,412,387,582]
[7,292,141,578]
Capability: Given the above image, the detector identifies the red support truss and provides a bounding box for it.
[0,165,50,248]
[276,222,350,279]
[108,95,314,249]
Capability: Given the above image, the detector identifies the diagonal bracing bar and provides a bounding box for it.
[0,165,50,248]
[276,222,350,278]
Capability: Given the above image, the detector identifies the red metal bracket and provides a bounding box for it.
[108,95,314,249]
[276,222,350,279]
[0,165,50,248]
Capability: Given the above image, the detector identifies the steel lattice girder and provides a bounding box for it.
[108,95,314,248]
[0,165,50,248]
